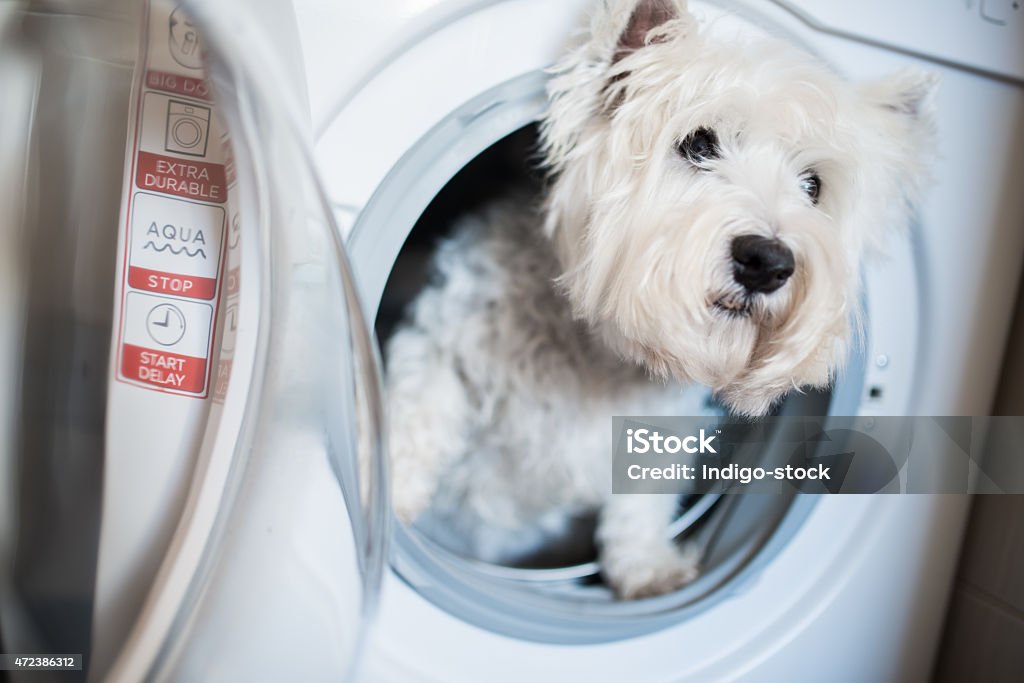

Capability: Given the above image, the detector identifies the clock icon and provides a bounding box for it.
[146,303,187,346]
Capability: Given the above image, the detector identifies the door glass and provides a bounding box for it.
[0,1,387,680]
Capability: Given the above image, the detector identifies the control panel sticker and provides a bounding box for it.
[146,69,211,100]
[135,92,227,202]
[113,2,231,399]
[136,151,226,203]
[128,192,225,300]
[120,292,214,395]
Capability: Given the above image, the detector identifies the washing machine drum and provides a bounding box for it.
[0,1,386,681]
[356,114,845,644]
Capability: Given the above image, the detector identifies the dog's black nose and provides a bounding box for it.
[731,235,795,294]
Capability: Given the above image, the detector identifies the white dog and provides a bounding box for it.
[385,0,935,598]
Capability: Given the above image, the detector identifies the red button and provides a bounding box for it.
[128,265,217,300]
[136,151,227,203]
[122,343,207,393]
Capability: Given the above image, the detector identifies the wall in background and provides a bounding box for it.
[993,267,1024,416]
[933,271,1024,682]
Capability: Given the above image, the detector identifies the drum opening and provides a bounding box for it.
[351,73,856,642]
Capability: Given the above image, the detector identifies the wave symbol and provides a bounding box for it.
[143,241,207,259]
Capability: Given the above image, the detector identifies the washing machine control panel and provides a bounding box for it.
[776,0,1024,83]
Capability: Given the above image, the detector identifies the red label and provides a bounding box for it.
[128,265,217,300]
[136,151,227,203]
[146,70,212,100]
[121,343,207,393]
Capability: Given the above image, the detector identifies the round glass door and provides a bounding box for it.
[0,2,387,680]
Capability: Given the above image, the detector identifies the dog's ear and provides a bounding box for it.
[852,69,938,251]
[859,68,938,120]
[613,0,684,64]
[858,69,938,186]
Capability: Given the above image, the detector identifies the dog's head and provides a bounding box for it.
[541,0,936,415]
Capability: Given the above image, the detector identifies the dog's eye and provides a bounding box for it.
[800,172,822,204]
[677,127,720,166]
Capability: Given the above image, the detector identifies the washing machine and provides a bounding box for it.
[300,0,1024,681]
[1,1,1023,682]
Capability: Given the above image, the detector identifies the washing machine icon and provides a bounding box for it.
[165,100,210,157]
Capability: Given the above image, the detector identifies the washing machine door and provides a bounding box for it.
[0,1,387,681]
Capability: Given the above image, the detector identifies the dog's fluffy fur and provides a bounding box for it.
[385,0,935,598]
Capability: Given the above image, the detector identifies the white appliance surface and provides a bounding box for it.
[294,0,1024,681]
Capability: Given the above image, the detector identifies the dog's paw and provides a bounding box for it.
[604,543,702,600]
